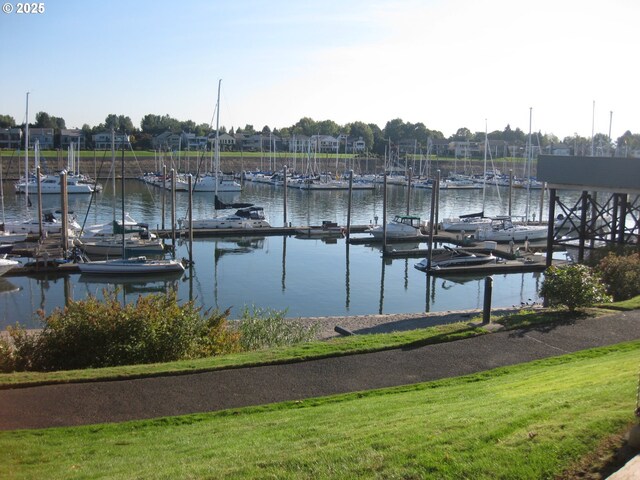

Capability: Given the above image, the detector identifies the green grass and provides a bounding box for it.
[1,341,638,479]
[602,295,640,311]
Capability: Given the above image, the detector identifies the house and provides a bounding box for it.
[152,132,181,151]
[350,137,366,154]
[310,135,338,153]
[208,133,236,151]
[28,128,54,149]
[59,129,85,149]
[0,128,22,149]
[92,132,129,150]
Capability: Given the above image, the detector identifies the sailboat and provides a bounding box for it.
[182,80,271,230]
[77,132,185,276]
[440,120,493,232]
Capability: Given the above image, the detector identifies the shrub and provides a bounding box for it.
[2,290,241,372]
[540,264,611,311]
[238,306,319,351]
[597,252,640,301]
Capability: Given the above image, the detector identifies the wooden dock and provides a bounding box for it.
[3,224,562,278]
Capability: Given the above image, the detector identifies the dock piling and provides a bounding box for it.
[482,276,493,324]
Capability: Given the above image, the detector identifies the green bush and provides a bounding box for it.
[540,264,611,311]
[238,306,319,351]
[597,252,640,301]
[2,290,241,372]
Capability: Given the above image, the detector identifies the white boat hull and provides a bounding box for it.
[77,257,185,275]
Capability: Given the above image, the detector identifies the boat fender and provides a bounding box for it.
[334,326,355,336]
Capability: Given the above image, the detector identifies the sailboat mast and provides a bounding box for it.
[24,92,29,207]
[482,119,487,215]
[121,130,126,259]
[214,79,221,206]
[525,107,533,222]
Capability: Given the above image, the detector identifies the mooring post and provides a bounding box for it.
[482,276,493,324]
[406,166,412,215]
[346,170,353,241]
[283,165,288,227]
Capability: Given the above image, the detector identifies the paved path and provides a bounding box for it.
[1,311,639,430]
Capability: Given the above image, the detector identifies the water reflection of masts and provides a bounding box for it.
[345,243,350,310]
[281,236,286,291]
[379,256,386,314]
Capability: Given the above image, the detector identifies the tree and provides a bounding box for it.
[0,115,16,128]
[105,114,134,133]
[346,121,374,151]
[34,112,65,130]
[451,127,472,141]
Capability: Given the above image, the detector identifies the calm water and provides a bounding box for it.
[0,180,569,329]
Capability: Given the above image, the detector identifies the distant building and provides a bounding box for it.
[208,133,236,151]
[310,135,338,153]
[28,128,54,149]
[0,128,22,149]
[92,132,129,150]
[59,129,85,149]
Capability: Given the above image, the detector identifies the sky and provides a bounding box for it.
[1,0,638,141]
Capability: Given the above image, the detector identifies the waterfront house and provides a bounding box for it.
[28,128,54,149]
[59,129,85,149]
[92,132,129,150]
[0,128,22,149]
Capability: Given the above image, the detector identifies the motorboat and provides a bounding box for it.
[3,209,81,235]
[475,216,548,242]
[182,206,271,229]
[366,215,426,239]
[0,257,20,276]
[440,215,492,232]
[77,256,185,275]
[414,246,496,271]
[0,231,28,243]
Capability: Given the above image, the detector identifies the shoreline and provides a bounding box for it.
[291,307,529,341]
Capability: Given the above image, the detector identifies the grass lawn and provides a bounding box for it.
[1,341,638,479]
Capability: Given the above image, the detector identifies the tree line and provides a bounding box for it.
[1,112,639,156]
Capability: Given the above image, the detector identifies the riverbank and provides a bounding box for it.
[0,150,531,180]
[294,306,518,340]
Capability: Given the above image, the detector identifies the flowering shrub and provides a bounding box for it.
[540,264,611,311]
[597,252,640,301]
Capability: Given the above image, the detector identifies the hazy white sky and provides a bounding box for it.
[1,0,637,140]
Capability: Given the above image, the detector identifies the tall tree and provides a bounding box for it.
[0,115,16,128]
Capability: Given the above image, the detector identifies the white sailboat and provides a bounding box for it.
[77,132,184,275]
[184,80,270,230]
[440,120,492,231]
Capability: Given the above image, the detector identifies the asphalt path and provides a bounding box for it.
[1,311,639,430]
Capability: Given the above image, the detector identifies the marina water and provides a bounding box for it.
[0,180,572,329]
